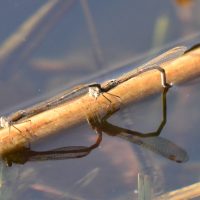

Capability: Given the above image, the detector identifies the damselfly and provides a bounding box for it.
[0,46,186,129]
[88,87,188,163]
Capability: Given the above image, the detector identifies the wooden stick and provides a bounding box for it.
[0,46,200,155]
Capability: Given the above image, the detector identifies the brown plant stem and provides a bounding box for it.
[0,46,200,155]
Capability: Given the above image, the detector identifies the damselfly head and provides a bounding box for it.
[106,79,119,87]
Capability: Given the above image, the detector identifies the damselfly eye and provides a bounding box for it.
[107,79,118,87]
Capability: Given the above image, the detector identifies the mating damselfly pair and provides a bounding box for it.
[0,46,187,129]
[0,45,188,164]
[2,87,188,165]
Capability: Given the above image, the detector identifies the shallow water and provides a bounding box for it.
[0,0,200,199]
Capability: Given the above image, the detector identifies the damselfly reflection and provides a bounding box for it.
[0,46,186,131]
[88,88,188,163]
[2,131,102,167]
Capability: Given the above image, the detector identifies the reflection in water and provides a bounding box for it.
[88,87,188,163]
[2,131,102,167]
[2,88,188,167]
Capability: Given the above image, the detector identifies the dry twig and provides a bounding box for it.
[0,45,200,155]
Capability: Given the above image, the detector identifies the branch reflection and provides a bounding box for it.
[88,87,188,163]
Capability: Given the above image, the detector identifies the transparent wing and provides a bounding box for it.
[118,46,187,83]
[141,46,187,69]
[118,132,188,163]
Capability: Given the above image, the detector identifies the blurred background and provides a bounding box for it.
[0,0,200,199]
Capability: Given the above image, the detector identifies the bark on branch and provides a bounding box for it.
[0,45,200,155]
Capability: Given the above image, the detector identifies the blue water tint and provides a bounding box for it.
[0,0,200,199]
